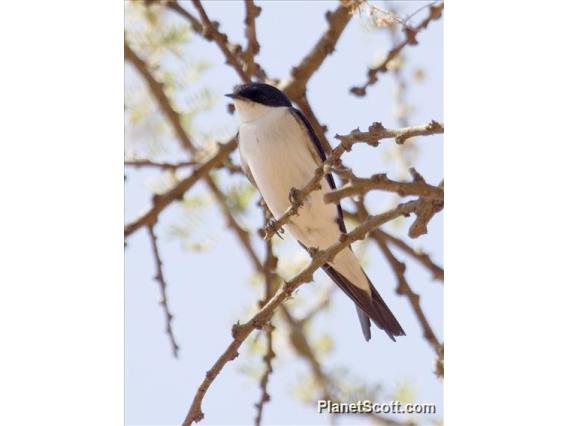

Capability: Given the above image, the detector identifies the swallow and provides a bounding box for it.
[227,83,404,341]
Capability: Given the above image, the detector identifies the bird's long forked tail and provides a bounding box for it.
[322,264,405,342]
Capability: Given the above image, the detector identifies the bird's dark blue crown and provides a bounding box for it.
[226,83,292,107]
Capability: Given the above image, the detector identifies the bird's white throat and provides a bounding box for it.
[233,99,277,123]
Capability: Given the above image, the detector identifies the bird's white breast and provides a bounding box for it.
[238,106,340,248]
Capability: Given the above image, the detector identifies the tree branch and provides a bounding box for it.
[125,40,260,274]
[125,41,194,152]
[190,0,251,82]
[336,120,443,147]
[374,234,442,356]
[350,2,444,96]
[125,159,198,169]
[325,168,444,204]
[243,0,264,80]
[253,321,275,426]
[283,0,361,100]
[161,0,203,33]
[374,230,443,282]
[124,139,238,237]
[147,223,179,358]
[264,121,443,240]
[182,199,420,425]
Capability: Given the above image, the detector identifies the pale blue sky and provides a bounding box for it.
[125,1,443,425]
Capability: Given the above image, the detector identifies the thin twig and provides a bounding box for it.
[147,223,179,358]
[350,2,444,96]
[243,0,264,80]
[162,0,203,33]
[125,159,197,169]
[253,322,275,426]
[374,230,443,282]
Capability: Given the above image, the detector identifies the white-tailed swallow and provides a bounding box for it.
[226,83,404,342]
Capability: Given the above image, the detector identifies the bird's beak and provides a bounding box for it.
[225,93,240,99]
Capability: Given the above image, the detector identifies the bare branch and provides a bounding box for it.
[253,321,275,426]
[125,159,198,169]
[147,223,179,358]
[161,0,203,33]
[336,120,443,147]
[190,0,251,82]
[374,234,442,356]
[283,0,362,100]
[325,168,444,204]
[125,41,194,152]
[125,40,259,274]
[243,0,264,80]
[350,2,444,96]
[124,139,238,237]
[264,121,443,240]
[182,199,420,425]
[374,230,443,281]
[409,180,444,238]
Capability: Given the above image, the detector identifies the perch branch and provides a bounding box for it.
[264,121,443,240]
[182,199,420,425]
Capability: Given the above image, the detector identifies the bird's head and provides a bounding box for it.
[226,83,292,123]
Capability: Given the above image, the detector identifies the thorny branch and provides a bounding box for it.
[253,210,278,425]
[264,120,444,240]
[182,199,421,425]
[351,1,444,96]
[147,223,179,358]
[325,167,444,204]
[243,0,264,80]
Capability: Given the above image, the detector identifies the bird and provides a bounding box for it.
[226,83,404,342]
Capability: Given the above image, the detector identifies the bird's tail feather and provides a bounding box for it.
[322,263,405,341]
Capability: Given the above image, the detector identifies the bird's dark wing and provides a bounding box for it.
[289,107,346,234]
[291,107,405,342]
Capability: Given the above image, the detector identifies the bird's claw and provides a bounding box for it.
[288,187,302,205]
[264,219,285,240]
